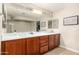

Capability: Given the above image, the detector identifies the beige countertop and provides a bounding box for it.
[1,32,60,41]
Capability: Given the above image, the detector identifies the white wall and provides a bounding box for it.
[31,21,36,31]
[53,3,79,53]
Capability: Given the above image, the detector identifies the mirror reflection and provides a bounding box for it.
[3,3,55,33]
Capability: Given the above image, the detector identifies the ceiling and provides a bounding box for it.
[17,3,65,12]
[31,3,65,12]
[5,3,65,21]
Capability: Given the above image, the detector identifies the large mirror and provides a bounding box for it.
[4,3,41,33]
[2,3,53,33]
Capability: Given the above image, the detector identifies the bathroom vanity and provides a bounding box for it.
[1,32,60,55]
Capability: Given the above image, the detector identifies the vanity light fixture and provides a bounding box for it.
[32,9,42,14]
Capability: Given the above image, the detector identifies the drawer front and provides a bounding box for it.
[40,36,48,39]
[40,42,48,47]
[40,36,48,43]
[40,45,48,54]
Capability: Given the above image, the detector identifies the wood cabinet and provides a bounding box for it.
[1,34,60,55]
[48,34,60,50]
[49,35,55,50]
[39,36,48,54]
[1,39,26,55]
[40,45,48,54]
[1,41,6,55]
[40,36,48,43]
[26,37,39,55]
[54,34,60,47]
[1,40,17,55]
[15,39,26,55]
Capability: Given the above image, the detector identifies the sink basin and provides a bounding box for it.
[29,32,34,35]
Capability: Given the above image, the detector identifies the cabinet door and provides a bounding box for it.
[49,35,55,50]
[26,37,39,55]
[15,39,26,55]
[54,34,60,47]
[3,40,17,55]
[1,39,26,55]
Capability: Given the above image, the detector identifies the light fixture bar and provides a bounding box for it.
[32,9,42,14]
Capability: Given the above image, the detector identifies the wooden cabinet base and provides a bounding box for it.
[1,34,60,55]
[1,39,26,55]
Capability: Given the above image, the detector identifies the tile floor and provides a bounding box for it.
[45,47,79,55]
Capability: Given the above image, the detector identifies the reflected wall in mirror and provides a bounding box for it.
[2,15,6,28]
[40,21,47,31]
[48,20,52,29]
[7,19,36,33]
[40,21,46,27]
[2,4,7,29]
[52,19,59,29]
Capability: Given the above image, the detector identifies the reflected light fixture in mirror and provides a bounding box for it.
[32,9,42,14]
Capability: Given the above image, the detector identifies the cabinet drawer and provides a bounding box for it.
[40,45,48,54]
[40,36,48,39]
[40,36,48,43]
[40,42,48,47]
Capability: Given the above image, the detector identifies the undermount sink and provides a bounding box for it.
[29,32,34,35]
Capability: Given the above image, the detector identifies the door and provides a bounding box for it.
[26,37,39,55]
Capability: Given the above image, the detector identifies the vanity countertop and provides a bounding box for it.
[1,32,60,41]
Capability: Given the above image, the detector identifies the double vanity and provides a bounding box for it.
[1,32,60,55]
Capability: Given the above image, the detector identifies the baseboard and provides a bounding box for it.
[60,45,79,54]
